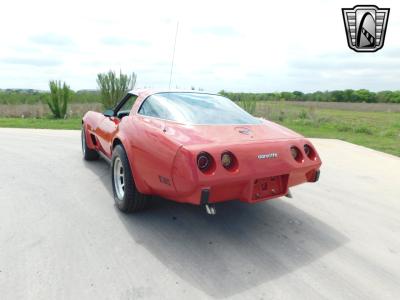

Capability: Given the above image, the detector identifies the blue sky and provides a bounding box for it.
[0,0,399,92]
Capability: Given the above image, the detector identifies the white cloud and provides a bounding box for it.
[0,0,399,91]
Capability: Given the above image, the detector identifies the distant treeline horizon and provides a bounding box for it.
[219,89,400,104]
[1,88,400,104]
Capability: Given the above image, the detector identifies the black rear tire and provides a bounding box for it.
[112,144,148,213]
[82,126,99,161]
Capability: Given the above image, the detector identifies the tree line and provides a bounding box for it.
[0,89,100,105]
[3,88,400,106]
[219,89,400,103]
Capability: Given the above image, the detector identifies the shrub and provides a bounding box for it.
[380,129,397,137]
[315,116,331,125]
[278,110,286,122]
[237,96,257,115]
[47,81,71,118]
[298,109,309,120]
[335,123,352,132]
[354,125,373,135]
[96,70,136,109]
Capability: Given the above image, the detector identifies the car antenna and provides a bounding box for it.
[168,21,179,90]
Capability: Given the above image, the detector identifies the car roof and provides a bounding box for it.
[127,89,217,99]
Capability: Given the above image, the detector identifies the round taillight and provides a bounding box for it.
[290,146,303,162]
[197,153,210,171]
[221,152,233,168]
[304,144,311,156]
[304,144,316,160]
[291,147,299,159]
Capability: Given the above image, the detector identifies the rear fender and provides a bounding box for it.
[171,146,199,196]
[112,132,152,195]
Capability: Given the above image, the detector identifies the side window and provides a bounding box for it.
[139,95,173,120]
[118,95,138,114]
[139,96,161,118]
[139,96,166,119]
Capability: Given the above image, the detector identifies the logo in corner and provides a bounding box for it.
[342,5,390,52]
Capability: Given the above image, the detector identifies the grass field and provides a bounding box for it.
[0,117,81,130]
[0,103,102,118]
[255,101,400,156]
[0,101,399,156]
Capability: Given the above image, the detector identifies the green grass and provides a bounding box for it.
[255,101,400,157]
[281,119,399,156]
[0,117,81,130]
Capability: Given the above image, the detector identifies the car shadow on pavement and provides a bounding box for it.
[120,199,350,298]
[85,159,348,298]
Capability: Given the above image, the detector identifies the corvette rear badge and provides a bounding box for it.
[342,5,390,52]
[257,153,278,160]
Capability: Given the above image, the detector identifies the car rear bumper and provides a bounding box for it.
[170,166,320,205]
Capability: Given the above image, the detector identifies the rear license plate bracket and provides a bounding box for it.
[252,175,287,200]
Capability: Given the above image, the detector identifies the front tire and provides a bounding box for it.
[81,126,99,161]
[112,145,148,213]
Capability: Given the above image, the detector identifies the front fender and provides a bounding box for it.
[82,111,103,150]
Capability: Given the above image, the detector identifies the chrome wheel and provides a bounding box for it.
[113,157,125,201]
[81,129,86,155]
[111,145,147,213]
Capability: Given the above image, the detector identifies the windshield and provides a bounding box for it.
[138,92,262,125]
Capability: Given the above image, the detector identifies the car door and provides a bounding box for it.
[95,94,138,158]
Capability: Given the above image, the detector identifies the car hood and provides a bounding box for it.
[164,118,303,146]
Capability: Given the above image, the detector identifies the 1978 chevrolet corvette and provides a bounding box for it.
[82,90,321,214]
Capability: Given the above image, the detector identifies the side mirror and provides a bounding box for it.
[103,109,114,117]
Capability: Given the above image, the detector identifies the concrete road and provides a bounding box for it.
[0,128,399,300]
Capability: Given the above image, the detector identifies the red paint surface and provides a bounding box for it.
[83,90,322,205]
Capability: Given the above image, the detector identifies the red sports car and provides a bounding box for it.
[82,90,321,214]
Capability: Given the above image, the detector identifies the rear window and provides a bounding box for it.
[138,92,262,125]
